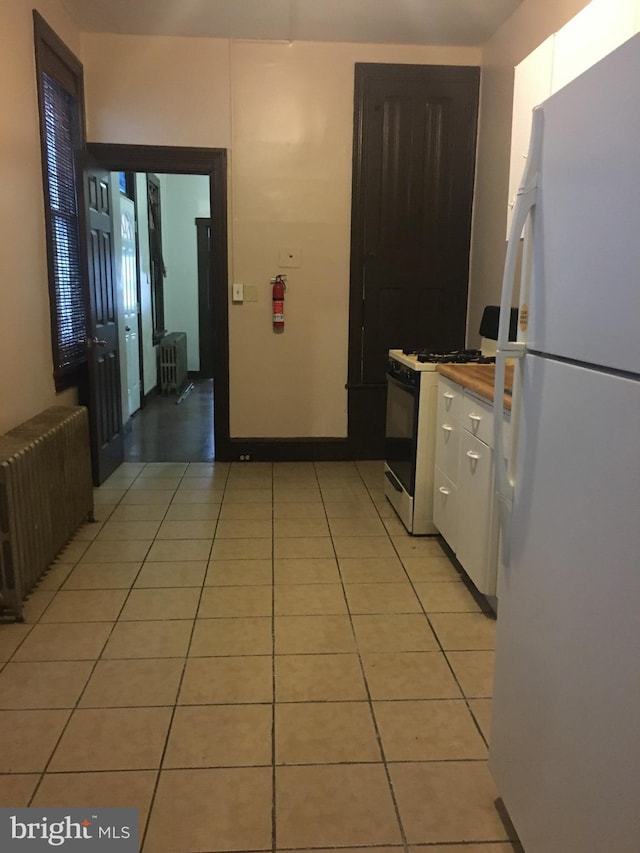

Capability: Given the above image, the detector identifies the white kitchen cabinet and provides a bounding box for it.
[552,0,639,92]
[462,392,495,447]
[456,429,499,598]
[507,35,554,237]
[508,0,640,234]
[433,468,458,553]
[433,377,509,600]
[435,377,462,480]
[433,377,463,552]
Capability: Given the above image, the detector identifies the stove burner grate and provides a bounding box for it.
[401,348,495,364]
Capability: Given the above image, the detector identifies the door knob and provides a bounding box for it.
[78,337,107,348]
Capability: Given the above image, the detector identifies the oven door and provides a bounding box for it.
[385,370,419,497]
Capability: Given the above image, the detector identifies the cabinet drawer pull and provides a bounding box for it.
[466,450,481,460]
[468,413,483,423]
[443,392,455,400]
[438,486,451,495]
[441,424,453,432]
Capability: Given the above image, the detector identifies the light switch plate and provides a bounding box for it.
[232,282,244,302]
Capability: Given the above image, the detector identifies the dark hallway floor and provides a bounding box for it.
[124,379,214,463]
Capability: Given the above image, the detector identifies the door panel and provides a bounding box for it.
[349,64,480,456]
[82,163,124,483]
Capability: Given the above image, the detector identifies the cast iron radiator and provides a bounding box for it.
[160,331,188,395]
[0,406,94,621]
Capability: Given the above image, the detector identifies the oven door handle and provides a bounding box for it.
[385,468,403,493]
[386,372,418,393]
[344,382,387,390]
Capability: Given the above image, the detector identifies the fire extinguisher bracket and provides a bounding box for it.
[271,274,286,331]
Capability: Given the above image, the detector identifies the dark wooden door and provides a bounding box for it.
[81,162,124,483]
[348,63,480,457]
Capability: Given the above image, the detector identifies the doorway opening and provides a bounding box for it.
[114,170,213,461]
[87,143,231,465]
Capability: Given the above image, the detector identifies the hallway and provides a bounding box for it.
[124,380,215,463]
[0,460,519,852]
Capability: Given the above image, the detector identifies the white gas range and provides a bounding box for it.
[384,348,494,535]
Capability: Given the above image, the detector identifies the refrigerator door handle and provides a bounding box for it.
[494,106,544,563]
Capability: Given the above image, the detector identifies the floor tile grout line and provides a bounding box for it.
[22,464,177,818]
[359,464,497,833]
[1,460,220,819]
[317,461,411,853]
[2,459,498,846]
[270,462,277,853]
[24,491,156,808]
[0,696,491,709]
[138,460,229,853]
[381,512,495,751]
[24,461,217,842]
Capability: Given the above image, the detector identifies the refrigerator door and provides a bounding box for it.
[490,353,640,852]
[527,34,640,374]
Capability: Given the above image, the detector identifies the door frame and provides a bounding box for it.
[195,217,215,379]
[87,143,231,460]
[347,63,390,458]
[114,185,142,419]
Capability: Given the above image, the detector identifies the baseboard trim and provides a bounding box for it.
[223,437,353,463]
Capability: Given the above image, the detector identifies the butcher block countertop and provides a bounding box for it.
[437,363,514,410]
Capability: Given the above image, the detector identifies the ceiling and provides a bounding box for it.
[61,0,524,47]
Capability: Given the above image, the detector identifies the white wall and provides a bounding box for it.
[82,34,480,438]
[1,0,594,441]
[467,0,590,346]
[160,173,211,372]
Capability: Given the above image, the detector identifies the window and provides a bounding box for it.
[33,12,87,390]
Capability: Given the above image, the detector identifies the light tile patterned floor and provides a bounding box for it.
[0,460,522,852]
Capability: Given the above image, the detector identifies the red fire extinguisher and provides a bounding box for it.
[271,275,286,330]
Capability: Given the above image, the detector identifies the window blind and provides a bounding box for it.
[42,72,86,374]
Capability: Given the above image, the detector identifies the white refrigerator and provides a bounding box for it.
[490,34,640,853]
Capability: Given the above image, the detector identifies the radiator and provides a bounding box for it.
[160,332,188,395]
[0,406,94,622]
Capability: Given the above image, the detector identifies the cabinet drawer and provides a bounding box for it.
[433,467,458,553]
[438,377,463,422]
[436,377,462,482]
[435,417,460,484]
[462,393,494,446]
[456,431,499,597]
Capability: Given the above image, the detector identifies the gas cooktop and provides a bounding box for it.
[401,348,496,364]
[389,348,496,373]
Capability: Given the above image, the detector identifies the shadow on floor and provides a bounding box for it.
[124,379,214,463]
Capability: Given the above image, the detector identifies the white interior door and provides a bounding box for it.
[120,195,141,417]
